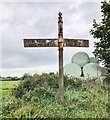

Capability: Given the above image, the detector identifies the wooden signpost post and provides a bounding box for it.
[23,12,89,102]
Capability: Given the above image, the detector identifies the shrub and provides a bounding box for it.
[2,73,108,118]
[11,73,59,99]
[64,75,82,90]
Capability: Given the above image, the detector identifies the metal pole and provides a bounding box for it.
[58,12,64,102]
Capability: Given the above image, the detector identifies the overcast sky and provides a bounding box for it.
[0,0,103,77]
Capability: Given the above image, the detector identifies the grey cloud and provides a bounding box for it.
[80,2,101,23]
[1,0,102,3]
[2,51,58,68]
[1,2,101,76]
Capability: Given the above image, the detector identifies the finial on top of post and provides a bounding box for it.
[58,12,63,23]
[58,12,62,17]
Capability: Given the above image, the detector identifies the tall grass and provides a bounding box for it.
[1,73,109,118]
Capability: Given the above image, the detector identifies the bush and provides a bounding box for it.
[11,74,84,99]
[64,75,82,90]
[2,73,108,118]
[11,73,59,98]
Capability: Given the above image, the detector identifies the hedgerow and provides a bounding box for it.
[1,73,108,118]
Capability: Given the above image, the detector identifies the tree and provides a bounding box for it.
[90,0,110,68]
[22,73,31,80]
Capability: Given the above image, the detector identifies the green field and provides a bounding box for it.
[0,80,20,115]
[0,81,20,97]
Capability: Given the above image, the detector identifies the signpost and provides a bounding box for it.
[23,12,89,102]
